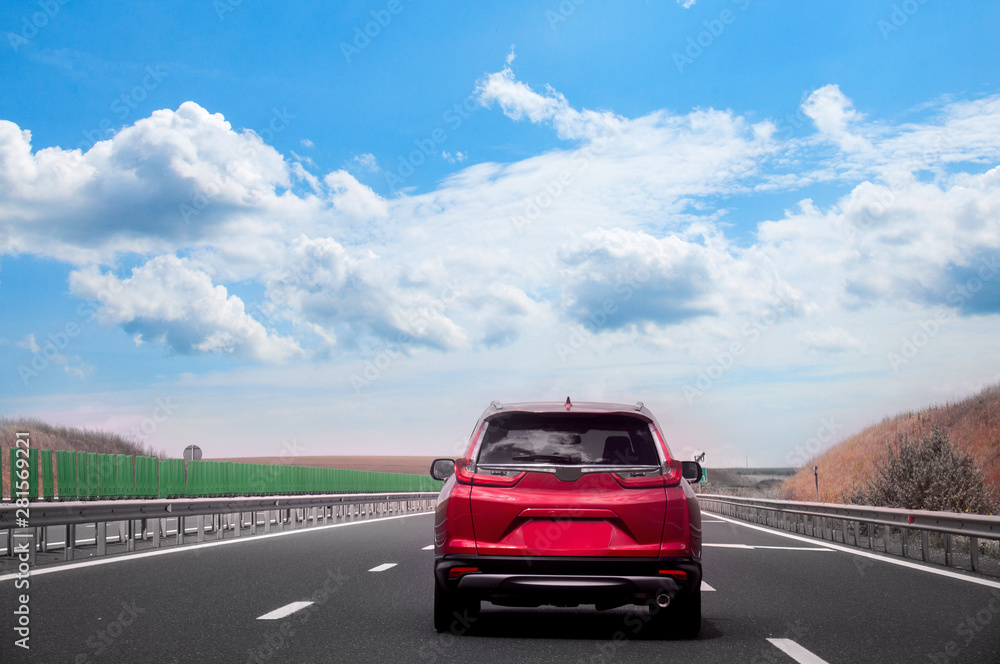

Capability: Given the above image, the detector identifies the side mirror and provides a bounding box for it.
[430,458,455,481]
[681,461,702,483]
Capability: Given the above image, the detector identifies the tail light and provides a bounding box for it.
[454,458,525,487]
[612,460,683,488]
[658,570,688,581]
[448,566,479,579]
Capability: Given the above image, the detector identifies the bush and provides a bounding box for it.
[849,427,997,514]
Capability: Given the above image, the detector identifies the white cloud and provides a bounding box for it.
[324,170,388,221]
[801,84,871,153]
[68,255,302,362]
[1,72,999,380]
[350,152,379,172]
[300,138,314,148]
[263,236,468,351]
[558,227,801,328]
[800,327,864,354]
[475,66,625,142]
[0,102,302,263]
[16,333,92,380]
[16,334,41,353]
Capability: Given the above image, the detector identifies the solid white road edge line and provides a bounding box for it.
[710,512,1000,590]
[258,601,314,620]
[703,543,834,551]
[0,511,433,582]
[369,563,397,572]
[767,638,830,664]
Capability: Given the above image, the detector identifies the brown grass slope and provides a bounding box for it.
[782,383,1000,504]
[0,417,164,497]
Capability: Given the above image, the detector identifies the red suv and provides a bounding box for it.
[430,399,703,637]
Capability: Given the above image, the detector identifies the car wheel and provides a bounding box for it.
[433,582,481,634]
[649,588,701,639]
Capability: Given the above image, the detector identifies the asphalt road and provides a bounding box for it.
[2,510,999,664]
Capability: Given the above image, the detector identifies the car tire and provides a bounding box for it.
[433,582,481,634]
[650,588,701,639]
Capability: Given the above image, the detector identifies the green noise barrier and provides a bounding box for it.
[4,448,443,501]
[40,450,55,501]
[56,451,77,500]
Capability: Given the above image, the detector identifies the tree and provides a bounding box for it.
[849,427,996,514]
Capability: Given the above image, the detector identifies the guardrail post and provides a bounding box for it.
[97,521,107,556]
[126,520,135,552]
[902,528,909,557]
[921,529,928,561]
[970,537,980,572]
[177,516,185,545]
[883,524,891,553]
[234,513,242,538]
[944,533,952,566]
[65,524,75,561]
[153,519,161,548]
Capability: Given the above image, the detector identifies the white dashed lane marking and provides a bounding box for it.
[422,545,434,550]
[702,582,715,591]
[767,638,830,663]
[257,601,314,620]
[369,563,397,572]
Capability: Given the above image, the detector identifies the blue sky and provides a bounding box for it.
[2,0,999,466]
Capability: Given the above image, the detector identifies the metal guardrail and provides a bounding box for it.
[699,494,1000,574]
[2,492,440,567]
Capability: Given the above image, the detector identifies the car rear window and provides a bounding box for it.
[476,413,660,466]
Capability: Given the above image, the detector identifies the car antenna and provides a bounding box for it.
[565,396,572,410]
[634,401,644,411]
[490,400,503,411]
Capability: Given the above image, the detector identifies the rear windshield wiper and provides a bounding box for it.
[510,453,581,464]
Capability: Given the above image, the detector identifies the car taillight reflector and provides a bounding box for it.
[448,567,479,579]
[658,570,688,581]
[454,458,525,487]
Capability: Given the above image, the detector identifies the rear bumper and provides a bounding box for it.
[434,555,702,609]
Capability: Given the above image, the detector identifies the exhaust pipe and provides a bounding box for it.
[656,593,671,608]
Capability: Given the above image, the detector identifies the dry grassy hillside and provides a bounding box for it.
[782,384,1000,503]
[0,417,163,497]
